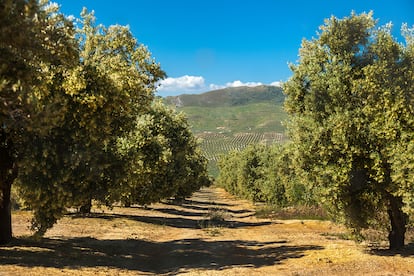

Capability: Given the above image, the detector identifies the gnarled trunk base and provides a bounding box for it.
[79,198,92,214]
[387,195,407,250]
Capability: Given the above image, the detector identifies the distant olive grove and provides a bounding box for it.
[217,143,314,207]
[0,0,210,244]
[218,12,414,249]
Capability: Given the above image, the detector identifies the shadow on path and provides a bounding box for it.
[68,212,271,230]
[2,187,322,274]
[368,242,414,257]
[0,237,323,275]
[152,206,255,219]
[164,199,235,207]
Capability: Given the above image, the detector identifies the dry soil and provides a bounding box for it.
[2,187,414,275]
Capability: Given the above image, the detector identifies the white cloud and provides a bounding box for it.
[226,80,264,87]
[208,83,224,90]
[270,81,282,87]
[156,75,284,96]
[157,75,206,92]
[209,80,263,90]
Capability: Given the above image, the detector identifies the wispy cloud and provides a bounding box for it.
[156,75,282,96]
[157,75,206,93]
[270,81,282,87]
[209,80,266,90]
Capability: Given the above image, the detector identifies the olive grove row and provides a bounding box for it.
[0,0,210,244]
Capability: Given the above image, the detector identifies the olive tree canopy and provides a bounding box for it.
[1,0,209,243]
[284,12,414,249]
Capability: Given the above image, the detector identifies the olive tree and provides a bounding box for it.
[16,8,165,234]
[5,3,208,239]
[284,12,414,249]
[0,0,78,243]
[115,101,211,206]
[217,143,313,207]
[1,1,166,240]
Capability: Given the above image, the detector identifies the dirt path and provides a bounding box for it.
[2,187,414,275]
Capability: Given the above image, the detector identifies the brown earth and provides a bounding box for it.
[1,187,414,275]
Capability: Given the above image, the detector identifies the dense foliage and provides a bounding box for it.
[0,0,209,243]
[216,12,413,250]
[217,143,314,207]
[0,0,79,242]
[284,12,414,249]
[115,101,211,206]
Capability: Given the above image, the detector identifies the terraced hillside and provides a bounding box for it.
[164,85,288,176]
[197,131,285,162]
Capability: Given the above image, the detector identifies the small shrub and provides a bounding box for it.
[209,208,227,221]
[198,208,228,235]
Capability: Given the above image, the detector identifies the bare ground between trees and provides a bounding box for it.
[2,187,414,275]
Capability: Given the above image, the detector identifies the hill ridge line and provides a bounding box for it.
[164,85,284,108]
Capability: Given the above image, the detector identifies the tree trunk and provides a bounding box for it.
[0,140,17,245]
[387,194,407,250]
[79,198,92,214]
[0,181,12,244]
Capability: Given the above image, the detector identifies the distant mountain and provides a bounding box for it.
[162,85,287,176]
[162,85,287,134]
[164,85,284,107]
[163,85,287,177]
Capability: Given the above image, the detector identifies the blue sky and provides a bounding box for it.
[56,0,414,96]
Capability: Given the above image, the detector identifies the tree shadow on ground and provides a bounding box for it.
[151,206,255,219]
[149,207,207,218]
[171,203,250,214]
[69,212,271,229]
[164,199,235,207]
[368,242,414,257]
[70,195,260,229]
[0,237,323,275]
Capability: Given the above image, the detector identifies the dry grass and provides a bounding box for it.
[2,187,414,275]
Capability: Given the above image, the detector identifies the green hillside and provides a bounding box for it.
[165,85,287,133]
[164,85,288,176]
[182,102,287,134]
[164,85,284,107]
